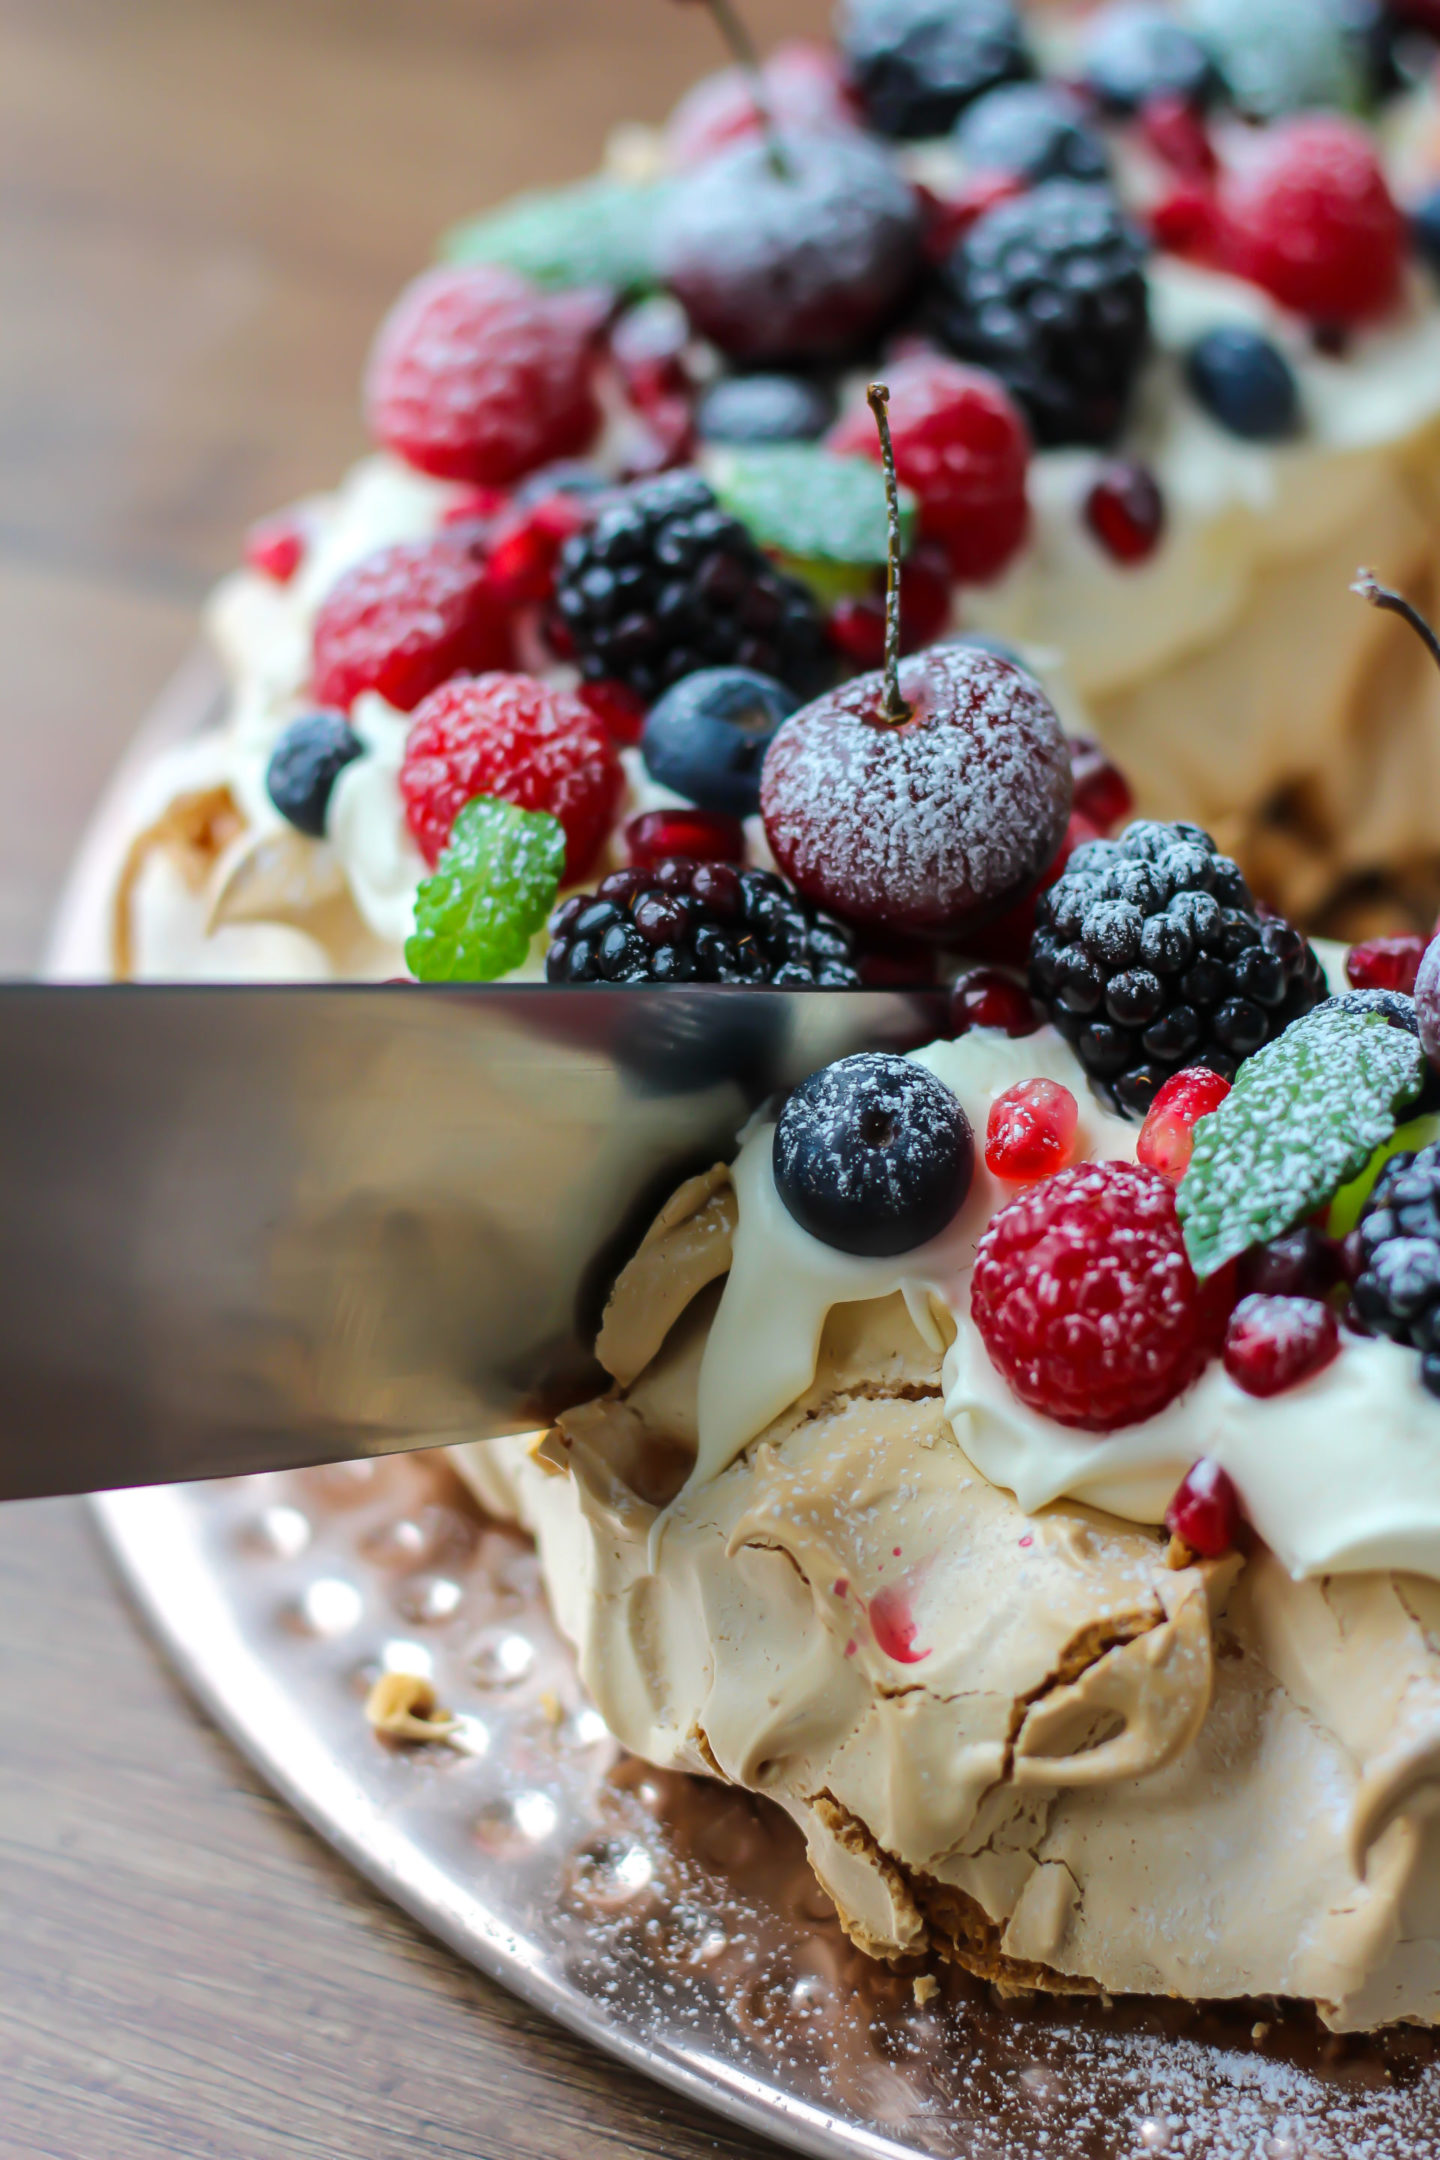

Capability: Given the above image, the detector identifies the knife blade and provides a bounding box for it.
[0,984,944,1500]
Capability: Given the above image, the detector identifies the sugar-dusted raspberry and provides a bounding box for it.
[985,1077,1078,1182]
[665,39,857,166]
[1219,117,1405,327]
[311,538,515,714]
[400,673,623,879]
[1346,935,1427,998]
[1166,1458,1240,1559]
[828,355,1031,584]
[971,1159,1232,1430]
[245,509,308,584]
[1136,1066,1232,1183]
[1223,1292,1340,1398]
[366,265,603,487]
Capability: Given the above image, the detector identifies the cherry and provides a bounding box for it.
[1137,1067,1231,1182]
[626,807,746,867]
[985,1078,1079,1182]
[949,968,1040,1039]
[761,384,1072,935]
[1346,935,1427,998]
[1166,1459,1241,1559]
[1224,1293,1340,1399]
[1084,461,1166,566]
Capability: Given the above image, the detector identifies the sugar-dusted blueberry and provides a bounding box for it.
[642,667,799,819]
[773,1052,974,1257]
[266,712,364,838]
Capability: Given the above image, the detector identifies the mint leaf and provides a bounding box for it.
[440,178,672,295]
[1178,1007,1425,1278]
[405,798,565,984]
[710,446,917,568]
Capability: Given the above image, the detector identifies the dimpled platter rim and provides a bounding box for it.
[61,657,1440,2160]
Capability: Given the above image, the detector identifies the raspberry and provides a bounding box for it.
[245,509,307,584]
[1219,118,1405,327]
[1166,1459,1240,1559]
[828,355,1031,583]
[1136,1066,1232,1182]
[970,1159,1232,1431]
[400,673,623,880]
[984,1078,1079,1181]
[1346,935,1427,997]
[1084,461,1165,567]
[665,39,857,167]
[949,967,1040,1039]
[365,265,602,487]
[625,807,746,868]
[311,538,515,714]
[1223,1293,1340,1398]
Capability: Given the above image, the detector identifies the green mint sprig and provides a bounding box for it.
[709,445,917,570]
[405,798,565,984]
[440,177,672,295]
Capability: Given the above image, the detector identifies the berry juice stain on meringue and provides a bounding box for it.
[868,1583,930,1666]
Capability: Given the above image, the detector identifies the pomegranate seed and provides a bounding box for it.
[1137,1067,1232,1183]
[1151,181,1222,259]
[1346,934,1427,997]
[1166,1459,1241,1559]
[1237,1227,1339,1303]
[1140,94,1217,181]
[1069,736,1135,833]
[950,968,1040,1039]
[1224,1293,1340,1399]
[440,484,511,530]
[626,807,745,868]
[578,678,647,747]
[485,493,590,607]
[245,511,307,584]
[985,1078,1079,1182]
[1085,461,1166,566]
[829,595,888,671]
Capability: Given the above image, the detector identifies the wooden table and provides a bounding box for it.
[0,4,828,2153]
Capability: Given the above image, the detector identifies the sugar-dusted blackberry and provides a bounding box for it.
[1029,818,1327,1117]
[1352,1142,1440,1397]
[838,0,1035,141]
[545,860,862,986]
[934,181,1150,448]
[548,471,830,705]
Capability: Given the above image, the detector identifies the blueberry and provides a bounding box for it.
[954,82,1109,185]
[774,1053,974,1257]
[641,666,799,819]
[838,0,1035,141]
[1413,184,1440,278]
[1186,327,1301,442]
[695,374,838,445]
[1082,3,1223,113]
[265,712,363,838]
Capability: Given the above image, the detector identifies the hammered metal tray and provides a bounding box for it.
[63,662,1440,2159]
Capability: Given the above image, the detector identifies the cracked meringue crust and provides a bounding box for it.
[456,1162,1440,2032]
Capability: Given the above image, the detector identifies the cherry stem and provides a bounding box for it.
[868,382,912,727]
[698,0,790,179]
[1353,568,1440,677]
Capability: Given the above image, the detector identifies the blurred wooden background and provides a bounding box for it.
[0,4,827,2156]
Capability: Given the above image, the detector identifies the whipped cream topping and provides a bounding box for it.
[691,1021,1440,1587]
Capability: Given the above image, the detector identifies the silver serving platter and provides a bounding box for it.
[61,665,1440,2160]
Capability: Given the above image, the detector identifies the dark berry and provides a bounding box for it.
[838,0,1034,140]
[1351,1142,1440,1392]
[265,712,363,838]
[641,668,798,819]
[1185,327,1301,442]
[773,1053,974,1256]
[1082,3,1223,114]
[954,82,1109,185]
[935,182,1151,448]
[545,860,861,988]
[1237,1226,1340,1302]
[1084,461,1166,566]
[550,470,829,703]
[695,374,838,445]
[1414,183,1440,278]
[657,131,923,367]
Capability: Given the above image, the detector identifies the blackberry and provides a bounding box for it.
[934,182,1151,448]
[838,0,1034,141]
[1352,1142,1440,1397]
[1029,818,1327,1117]
[545,860,862,987]
[549,471,829,705]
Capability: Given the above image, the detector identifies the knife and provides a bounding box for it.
[0,984,944,1500]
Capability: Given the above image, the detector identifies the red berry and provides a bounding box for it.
[1084,461,1166,567]
[484,493,590,608]
[985,1078,1079,1183]
[829,546,956,673]
[1141,94,1217,182]
[828,355,1031,585]
[1223,1293,1340,1399]
[245,510,308,585]
[366,265,602,487]
[665,39,856,167]
[949,968,1040,1039]
[311,538,515,714]
[1068,736,1134,833]
[578,678,647,748]
[626,807,746,868]
[971,1161,1232,1432]
[829,595,887,672]
[1166,1459,1241,1559]
[1150,180,1223,259]
[1346,934,1427,997]
[1137,1067,1232,1183]
[961,809,1102,967]
[1219,118,1405,327]
[440,484,512,531]
[400,673,623,879]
